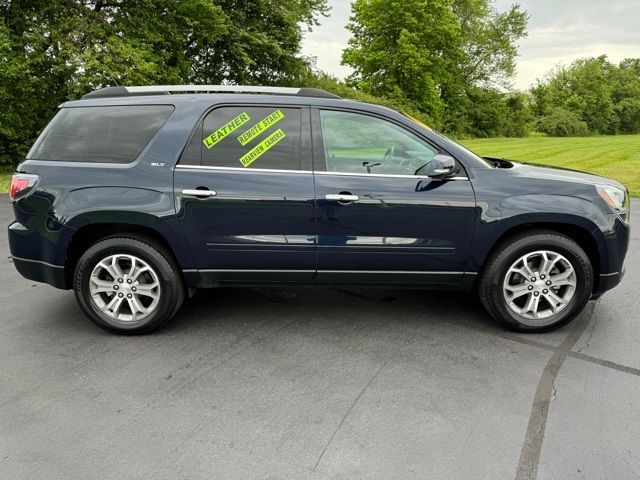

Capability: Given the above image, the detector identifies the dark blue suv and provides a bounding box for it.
[8,85,630,334]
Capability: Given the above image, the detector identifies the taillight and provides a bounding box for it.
[9,173,38,201]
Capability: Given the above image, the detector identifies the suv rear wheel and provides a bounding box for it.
[73,235,184,334]
[479,231,593,332]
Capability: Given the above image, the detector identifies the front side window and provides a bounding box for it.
[319,110,439,176]
[182,106,302,170]
[28,105,174,163]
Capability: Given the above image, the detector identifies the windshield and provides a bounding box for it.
[431,131,494,168]
[401,113,494,168]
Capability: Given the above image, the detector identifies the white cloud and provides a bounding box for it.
[300,1,352,78]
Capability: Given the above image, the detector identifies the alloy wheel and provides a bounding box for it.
[502,250,577,325]
[89,254,161,322]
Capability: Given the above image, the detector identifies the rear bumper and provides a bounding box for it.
[11,256,67,289]
[8,215,74,290]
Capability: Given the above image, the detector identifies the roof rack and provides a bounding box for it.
[82,85,341,100]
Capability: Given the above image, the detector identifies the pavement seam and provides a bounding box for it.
[568,351,640,377]
[328,289,640,379]
[311,342,404,472]
[514,300,599,480]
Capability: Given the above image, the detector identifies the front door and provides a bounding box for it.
[312,108,476,285]
[174,104,316,285]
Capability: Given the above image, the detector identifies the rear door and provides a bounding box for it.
[312,108,476,285]
[174,104,316,284]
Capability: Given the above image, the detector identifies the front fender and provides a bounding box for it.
[469,194,612,273]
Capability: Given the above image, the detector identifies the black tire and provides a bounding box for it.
[478,230,593,332]
[73,235,185,334]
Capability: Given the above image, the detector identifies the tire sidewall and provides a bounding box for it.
[489,236,593,332]
[74,238,180,334]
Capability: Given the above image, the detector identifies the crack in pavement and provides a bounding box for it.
[326,289,640,478]
[576,311,600,353]
[328,289,640,378]
[312,340,406,473]
[514,300,599,480]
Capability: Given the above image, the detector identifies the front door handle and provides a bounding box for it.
[182,189,217,198]
[325,193,359,203]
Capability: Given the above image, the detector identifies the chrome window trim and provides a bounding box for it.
[174,164,469,181]
[316,171,469,181]
[175,165,312,175]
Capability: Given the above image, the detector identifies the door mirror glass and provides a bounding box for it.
[425,154,458,178]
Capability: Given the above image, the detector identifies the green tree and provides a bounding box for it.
[536,107,589,137]
[531,56,640,135]
[503,92,530,137]
[0,0,329,166]
[454,0,528,89]
[342,0,528,130]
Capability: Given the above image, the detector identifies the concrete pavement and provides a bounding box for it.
[1,197,638,480]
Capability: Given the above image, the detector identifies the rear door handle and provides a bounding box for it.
[182,189,217,198]
[325,193,359,203]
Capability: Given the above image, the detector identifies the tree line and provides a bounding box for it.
[1,0,639,166]
[0,0,329,166]
[337,0,640,139]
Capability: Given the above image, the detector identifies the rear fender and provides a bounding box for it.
[55,187,194,268]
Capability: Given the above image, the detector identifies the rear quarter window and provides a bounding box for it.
[28,105,174,163]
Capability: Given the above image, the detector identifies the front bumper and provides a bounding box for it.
[592,267,625,299]
[592,215,630,297]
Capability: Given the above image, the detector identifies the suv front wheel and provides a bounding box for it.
[479,231,594,332]
[73,235,184,334]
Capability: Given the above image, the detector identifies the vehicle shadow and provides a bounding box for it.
[165,286,499,337]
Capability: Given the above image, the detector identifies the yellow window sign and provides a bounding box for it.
[403,112,432,131]
[239,129,286,167]
[203,112,251,149]
[237,110,285,146]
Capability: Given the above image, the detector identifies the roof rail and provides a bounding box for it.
[82,85,341,100]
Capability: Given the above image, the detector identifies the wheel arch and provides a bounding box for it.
[472,218,604,294]
[63,221,190,289]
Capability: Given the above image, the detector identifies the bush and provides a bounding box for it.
[615,98,640,134]
[536,108,590,137]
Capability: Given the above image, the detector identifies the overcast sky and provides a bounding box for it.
[300,0,640,90]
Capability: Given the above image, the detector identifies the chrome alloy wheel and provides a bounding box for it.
[502,250,577,324]
[89,254,161,322]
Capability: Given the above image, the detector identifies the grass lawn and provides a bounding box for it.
[460,134,640,197]
[0,169,11,194]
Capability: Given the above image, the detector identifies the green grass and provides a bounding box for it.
[460,134,640,197]
[0,169,11,194]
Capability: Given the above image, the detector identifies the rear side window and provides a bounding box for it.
[181,106,302,170]
[28,105,174,163]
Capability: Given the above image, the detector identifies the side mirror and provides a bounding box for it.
[425,154,458,179]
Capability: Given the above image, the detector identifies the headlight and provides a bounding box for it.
[596,185,629,213]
